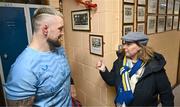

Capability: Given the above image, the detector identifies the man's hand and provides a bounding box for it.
[71,85,77,98]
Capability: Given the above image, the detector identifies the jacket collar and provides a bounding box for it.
[139,52,166,81]
[117,52,166,80]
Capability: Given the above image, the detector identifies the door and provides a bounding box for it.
[0,6,28,81]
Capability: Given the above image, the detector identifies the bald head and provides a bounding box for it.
[32,7,63,33]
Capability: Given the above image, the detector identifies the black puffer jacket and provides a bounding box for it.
[100,52,174,107]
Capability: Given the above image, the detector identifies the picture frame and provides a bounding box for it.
[137,23,145,33]
[124,4,134,23]
[167,0,174,14]
[147,15,156,34]
[174,0,180,14]
[179,18,180,30]
[123,24,134,35]
[166,16,173,30]
[158,0,167,14]
[124,0,134,3]
[138,0,146,5]
[148,0,157,13]
[173,16,179,29]
[59,0,63,12]
[157,16,166,32]
[137,6,146,22]
[89,34,104,57]
[71,9,91,31]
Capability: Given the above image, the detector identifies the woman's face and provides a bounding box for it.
[123,42,141,59]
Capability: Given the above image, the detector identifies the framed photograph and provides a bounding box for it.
[137,6,146,22]
[173,16,179,29]
[174,0,180,14]
[89,34,104,57]
[167,0,174,14]
[166,16,173,30]
[123,24,134,35]
[124,4,134,23]
[124,0,134,3]
[147,15,156,34]
[157,16,166,32]
[158,0,167,14]
[148,0,157,13]
[71,9,90,31]
[137,23,145,33]
[138,0,146,5]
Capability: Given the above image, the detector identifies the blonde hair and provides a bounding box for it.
[137,43,155,63]
[32,7,63,33]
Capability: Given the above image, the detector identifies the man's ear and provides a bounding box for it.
[42,24,48,36]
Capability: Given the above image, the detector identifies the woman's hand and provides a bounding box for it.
[96,60,106,72]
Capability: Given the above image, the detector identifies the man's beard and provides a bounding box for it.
[47,38,61,50]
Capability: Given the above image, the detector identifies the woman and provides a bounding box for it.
[96,32,174,107]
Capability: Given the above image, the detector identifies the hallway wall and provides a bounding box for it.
[63,0,120,106]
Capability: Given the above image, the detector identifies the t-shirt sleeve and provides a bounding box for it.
[4,63,37,100]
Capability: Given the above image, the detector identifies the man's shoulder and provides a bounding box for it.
[13,47,40,68]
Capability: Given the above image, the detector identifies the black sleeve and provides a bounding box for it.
[99,61,117,86]
[155,69,174,106]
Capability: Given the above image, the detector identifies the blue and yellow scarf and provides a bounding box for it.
[115,56,143,105]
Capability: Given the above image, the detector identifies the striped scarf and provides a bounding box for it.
[115,56,143,106]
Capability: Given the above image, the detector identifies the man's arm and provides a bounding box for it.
[7,96,35,106]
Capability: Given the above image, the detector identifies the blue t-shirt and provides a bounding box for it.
[4,46,72,106]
